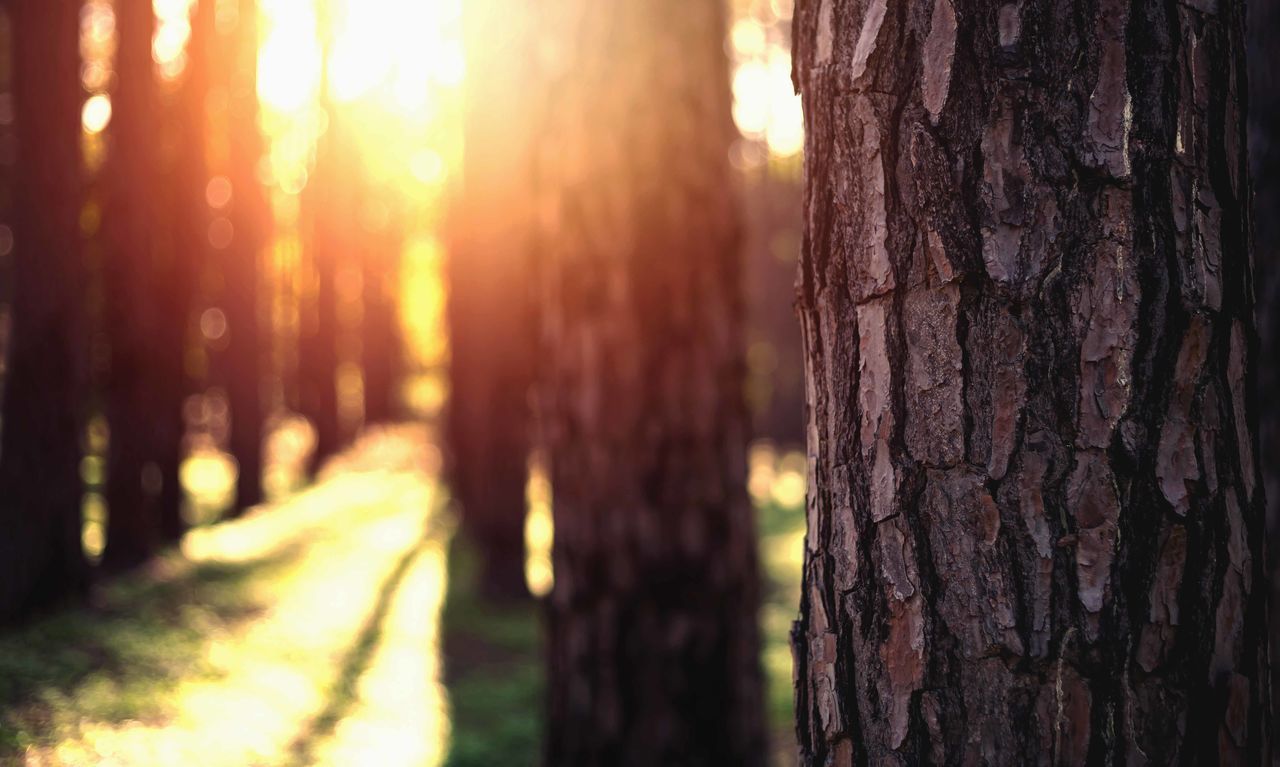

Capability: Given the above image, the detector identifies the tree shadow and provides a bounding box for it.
[0,540,306,755]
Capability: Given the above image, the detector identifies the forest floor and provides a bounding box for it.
[0,427,806,766]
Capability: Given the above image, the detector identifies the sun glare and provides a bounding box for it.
[258,0,322,113]
[153,0,197,80]
[729,3,802,161]
[254,0,463,199]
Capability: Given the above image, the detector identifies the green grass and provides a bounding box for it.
[438,487,806,766]
[758,496,805,762]
[0,544,299,758]
[440,539,542,767]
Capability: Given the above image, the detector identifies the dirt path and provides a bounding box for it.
[26,428,452,767]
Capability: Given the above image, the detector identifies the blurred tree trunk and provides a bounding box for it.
[791,0,1270,762]
[298,113,345,478]
[0,0,89,621]
[1248,0,1280,724]
[150,0,214,542]
[222,0,268,513]
[742,168,805,447]
[534,2,767,763]
[296,35,349,477]
[447,0,537,601]
[102,0,164,569]
[361,203,402,427]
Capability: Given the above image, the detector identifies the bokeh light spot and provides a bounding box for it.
[208,217,235,249]
[200,308,228,342]
[82,94,113,134]
[206,176,234,209]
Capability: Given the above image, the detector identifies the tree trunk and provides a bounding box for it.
[534,2,767,763]
[102,0,164,570]
[222,0,268,513]
[151,0,213,542]
[298,124,345,478]
[446,0,537,601]
[743,167,806,447]
[361,203,402,427]
[790,0,1271,761]
[0,0,89,622]
[1246,0,1280,727]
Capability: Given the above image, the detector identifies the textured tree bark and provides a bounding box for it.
[791,0,1271,761]
[0,0,90,622]
[534,1,768,763]
[221,0,268,513]
[102,0,165,570]
[1246,0,1280,726]
[446,0,537,601]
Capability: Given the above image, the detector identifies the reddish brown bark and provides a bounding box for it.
[791,0,1271,761]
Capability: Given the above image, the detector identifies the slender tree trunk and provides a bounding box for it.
[534,2,767,763]
[102,0,163,570]
[298,99,345,478]
[790,0,1271,760]
[150,0,214,542]
[743,168,806,446]
[447,0,537,600]
[0,0,89,622]
[222,0,267,513]
[361,206,402,427]
[298,221,341,477]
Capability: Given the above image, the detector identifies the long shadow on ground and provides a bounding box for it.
[0,541,304,756]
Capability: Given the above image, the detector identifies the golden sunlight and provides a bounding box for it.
[257,0,320,113]
[153,0,197,80]
[728,1,802,160]
[10,0,818,763]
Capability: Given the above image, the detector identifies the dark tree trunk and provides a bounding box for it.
[743,166,806,447]
[102,0,164,570]
[361,204,402,427]
[298,221,340,477]
[1247,0,1280,726]
[0,0,89,622]
[222,0,267,513]
[446,0,537,601]
[790,0,1271,761]
[534,2,768,763]
[298,103,345,478]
